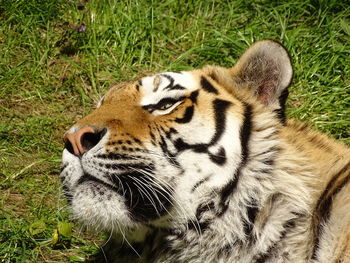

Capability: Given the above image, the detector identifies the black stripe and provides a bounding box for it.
[254,242,278,263]
[175,105,194,123]
[102,163,153,172]
[161,74,174,91]
[210,99,231,145]
[170,84,186,90]
[174,139,206,153]
[96,153,146,160]
[77,173,118,191]
[150,130,156,142]
[189,90,199,104]
[187,220,211,232]
[165,127,178,139]
[254,250,274,263]
[196,201,215,219]
[218,240,244,258]
[243,198,259,238]
[218,103,253,216]
[240,104,253,164]
[191,176,211,192]
[209,147,227,165]
[159,134,182,169]
[160,74,186,91]
[201,76,218,94]
[186,201,216,232]
[274,88,289,124]
[311,162,350,259]
[137,80,142,91]
[208,73,218,83]
[262,158,274,166]
[217,172,240,216]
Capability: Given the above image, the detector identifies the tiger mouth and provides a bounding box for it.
[68,163,174,223]
[76,169,153,194]
[76,172,119,192]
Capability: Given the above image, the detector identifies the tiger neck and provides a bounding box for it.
[160,109,315,261]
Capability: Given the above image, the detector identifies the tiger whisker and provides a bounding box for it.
[131,167,204,238]
[127,178,162,215]
[112,218,141,258]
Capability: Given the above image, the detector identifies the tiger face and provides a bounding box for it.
[61,40,293,237]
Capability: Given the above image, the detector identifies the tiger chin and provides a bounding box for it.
[60,40,350,263]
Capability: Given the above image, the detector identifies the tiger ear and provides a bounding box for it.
[230,40,293,111]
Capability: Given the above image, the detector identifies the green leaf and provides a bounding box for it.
[52,229,59,245]
[57,221,72,238]
[29,220,47,236]
[340,19,350,36]
[68,255,85,262]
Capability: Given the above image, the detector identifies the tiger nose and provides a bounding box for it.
[64,126,107,156]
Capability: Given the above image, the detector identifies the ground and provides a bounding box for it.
[0,0,349,262]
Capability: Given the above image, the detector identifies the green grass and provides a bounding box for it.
[0,0,349,262]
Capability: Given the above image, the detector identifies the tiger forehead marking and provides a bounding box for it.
[61,40,350,263]
[139,71,198,106]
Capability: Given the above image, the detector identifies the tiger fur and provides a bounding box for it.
[60,40,350,262]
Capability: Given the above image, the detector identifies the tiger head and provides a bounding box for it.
[61,40,293,238]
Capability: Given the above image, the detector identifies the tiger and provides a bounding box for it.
[60,40,350,263]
